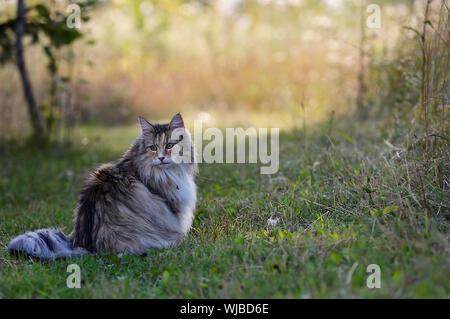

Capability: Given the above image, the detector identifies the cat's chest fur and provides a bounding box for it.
[142,164,197,233]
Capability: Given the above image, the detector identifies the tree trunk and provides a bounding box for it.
[15,0,43,136]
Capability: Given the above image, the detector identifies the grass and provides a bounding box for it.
[0,115,448,298]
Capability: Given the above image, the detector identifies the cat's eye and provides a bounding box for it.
[165,143,174,150]
[147,145,157,152]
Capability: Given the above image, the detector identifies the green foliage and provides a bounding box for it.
[0,3,90,65]
[0,115,448,298]
[0,0,447,298]
[0,19,15,63]
[0,1,99,136]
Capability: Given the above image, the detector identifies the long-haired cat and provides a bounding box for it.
[8,113,197,259]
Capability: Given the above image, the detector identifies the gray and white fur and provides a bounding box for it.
[8,113,198,259]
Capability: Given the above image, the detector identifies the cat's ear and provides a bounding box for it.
[138,116,154,136]
[169,113,185,130]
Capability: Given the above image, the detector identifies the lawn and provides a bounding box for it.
[0,116,448,298]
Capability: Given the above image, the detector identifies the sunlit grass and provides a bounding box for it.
[1,115,448,298]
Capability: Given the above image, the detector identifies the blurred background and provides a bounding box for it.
[0,1,449,299]
[0,0,448,138]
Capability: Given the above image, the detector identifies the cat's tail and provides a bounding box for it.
[8,228,89,260]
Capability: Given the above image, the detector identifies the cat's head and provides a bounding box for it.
[136,113,193,168]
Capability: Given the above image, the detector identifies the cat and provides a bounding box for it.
[8,113,198,259]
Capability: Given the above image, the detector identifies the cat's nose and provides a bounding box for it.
[158,156,165,162]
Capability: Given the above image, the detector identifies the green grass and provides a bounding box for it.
[0,117,448,298]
